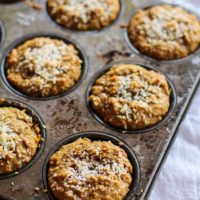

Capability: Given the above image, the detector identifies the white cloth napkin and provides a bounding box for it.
[149,87,200,200]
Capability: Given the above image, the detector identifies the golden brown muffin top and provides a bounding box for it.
[47,0,120,31]
[89,64,170,130]
[0,107,41,174]
[128,5,200,60]
[6,37,82,97]
[48,138,133,200]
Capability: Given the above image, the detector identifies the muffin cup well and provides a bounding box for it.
[0,19,5,49]
[0,98,47,179]
[0,32,88,101]
[42,131,140,200]
[45,0,124,34]
[124,2,200,64]
[86,61,177,134]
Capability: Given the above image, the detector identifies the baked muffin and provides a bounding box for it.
[0,107,41,174]
[47,0,120,31]
[89,64,170,130]
[48,138,133,200]
[128,5,200,60]
[6,37,82,97]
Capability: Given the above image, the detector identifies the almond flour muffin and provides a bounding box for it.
[48,138,133,200]
[47,0,120,31]
[0,107,41,174]
[128,5,200,60]
[6,37,82,97]
[89,64,170,130]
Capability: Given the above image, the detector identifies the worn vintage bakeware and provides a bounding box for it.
[0,0,200,199]
[42,131,140,200]
[0,98,47,180]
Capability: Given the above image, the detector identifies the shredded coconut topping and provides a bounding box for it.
[66,150,128,185]
[136,7,194,43]
[0,123,17,153]
[21,43,68,86]
[61,0,111,23]
[118,75,151,102]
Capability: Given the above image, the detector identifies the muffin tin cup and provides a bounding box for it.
[124,1,200,64]
[0,32,88,101]
[0,98,47,180]
[44,0,125,35]
[0,18,5,49]
[42,131,140,200]
[86,60,177,134]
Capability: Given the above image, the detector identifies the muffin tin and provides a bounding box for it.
[0,0,200,199]
[42,131,140,200]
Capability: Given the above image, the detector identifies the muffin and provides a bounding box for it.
[48,138,133,200]
[6,37,82,97]
[0,107,41,174]
[47,0,120,31]
[89,64,170,130]
[128,5,200,60]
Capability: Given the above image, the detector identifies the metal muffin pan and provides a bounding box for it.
[124,1,200,64]
[0,98,47,180]
[0,0,200,199]
[42,131,140,200]
[0,32,88,101]
[86,61,177,134]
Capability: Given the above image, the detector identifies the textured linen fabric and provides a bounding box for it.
[149,87,200,200]
[149,1,200,199]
